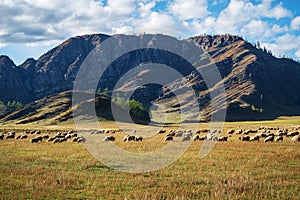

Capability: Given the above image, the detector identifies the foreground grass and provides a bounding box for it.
[0,137,299,199]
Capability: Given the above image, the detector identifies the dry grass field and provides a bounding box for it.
[0,120,300,199]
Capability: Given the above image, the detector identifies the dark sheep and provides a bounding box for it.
[164,136,173,142]
[227,130,235,135]
[35,131,41,135]
[135,136,143,142]
[291,135,300,143]
[264,135,274,143]
[64,134,72,140]
[287,131,299,137]
[275,136,283,142]
[193,135,200,141]
[59,138,67,143]
[239,135,250,141]
[76,137,86,143]
[5,134,15,139]
[198,136,207,141]
[218,136,228,142]
[20,135,28,139]
[0,135,4,140]
[43,135,50,139]
[102,136,116,142]
[123,135,135,142]
[48,137,56,142]
[15,135,22,140]
[52,138,60,144]
[157,130,166,134]
[250,135,259,142]
[30,136,43,143]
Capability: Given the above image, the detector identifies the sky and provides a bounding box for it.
[0,0,299,65]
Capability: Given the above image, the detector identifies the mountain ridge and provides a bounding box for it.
[1,33,300,122]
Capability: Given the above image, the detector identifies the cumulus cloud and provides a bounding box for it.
[169,0,209,20]
[291,16,300,30]
[262,34,300,58]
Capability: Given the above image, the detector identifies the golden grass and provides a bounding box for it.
[0,128,299,199]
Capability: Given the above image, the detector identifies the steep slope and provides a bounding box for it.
[0,56,30,102]
[157,35,300,121]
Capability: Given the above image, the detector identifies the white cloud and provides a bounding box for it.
[291,16,300,30]
[265,3,292,20]
[295,50,300,60]
[169,0,209,20]
[262,34,300,58]
[105,0,136,15]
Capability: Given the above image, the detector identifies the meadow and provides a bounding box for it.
[0,120,300,199]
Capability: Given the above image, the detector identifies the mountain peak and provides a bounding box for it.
[0,55,16,68]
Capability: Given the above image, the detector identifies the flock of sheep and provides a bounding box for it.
[0,126,300,144]
[0,130,85,144]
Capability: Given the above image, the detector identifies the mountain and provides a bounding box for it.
[0,33,300,123]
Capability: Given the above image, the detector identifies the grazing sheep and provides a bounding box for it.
[183,132,193,137]
[227,129,235,135]
[71,136,85,143]
[239,135,250,141]
[181,136,191,142]
[135,136,143,142]
[64,134,71,140]
[72,137,80,143]
[291,135,300,143]
[287,131,299,137]
[195,130,201,134]
[256,133,267,138]
[193,135,200,141]
[43,135,50,139]
[71,133,78,138]
[59,138,67,143]
[48,137,56,142]
[102,136,116,142]
[250,135,259,142]
[266,133,275,137]
[5,134,15,139]
[235,129,243,135]
[30,136,43,143]
[127,135,135,141]
[35,131,41,135]
[164,136,173,142]
[198,136,207,141]
[20,135,28,139]
[0,134,4,140]
[76,137,86,143]
[264,136,274,143]
[218,136,228,142]
[52,138,60,144]
[175,132,183,137]
[275,136,283,142]
[15,135,22,140]
[157,130,166,134]
[123,135,135,142]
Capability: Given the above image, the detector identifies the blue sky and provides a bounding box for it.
[0,0,299,64]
